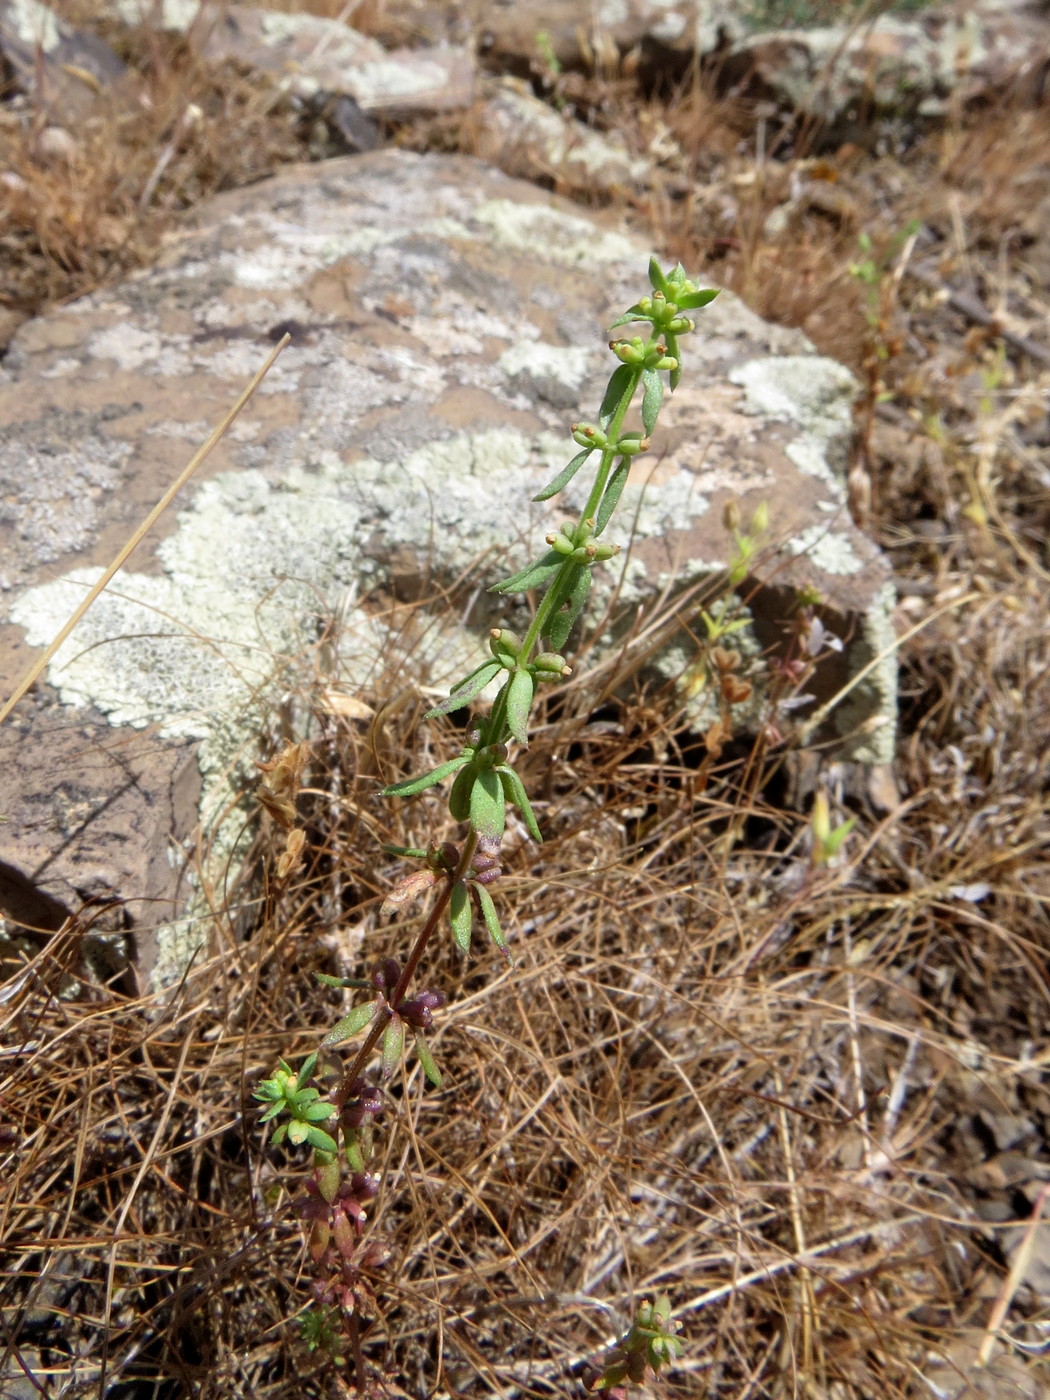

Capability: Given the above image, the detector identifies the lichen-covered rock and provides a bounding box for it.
[110,0,474,117]
[476,79,651,196]
[0,149,893,985]
[479,0,1049,129]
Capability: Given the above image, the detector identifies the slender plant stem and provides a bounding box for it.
[333,829,480,1109]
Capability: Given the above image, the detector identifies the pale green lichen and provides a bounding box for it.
[499,341,591,403]
[6,0,61,50]
[112,0,206,30]
[728,355,856,482]
[781,524,865,576]
[835,580,898,764]
[471,199,640,266]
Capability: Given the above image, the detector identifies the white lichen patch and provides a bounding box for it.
[228,218,470,291]
[471,199,641,266]
[836,579,898,765]
[729,355,856,479]
[0,433,130,580]
[781,524,865,575]
[5,0,61,49]
[112,0,205,30]
[87,324,185,374]
[499,341,591,397]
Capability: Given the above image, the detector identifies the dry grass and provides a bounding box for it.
[4,3,1050,1397]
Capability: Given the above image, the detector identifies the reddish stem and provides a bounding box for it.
[333,829,480,1110]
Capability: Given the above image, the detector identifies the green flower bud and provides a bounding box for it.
[489,627,522,660]
[476,743,508,768]
[656,355,678,372]
[668,316,694,334]
[572,422,607,449]
[591,542,621,561]
[546,532,575,556]
[533,652,571,678]
[614,432,649,457]
[610,336,645,365]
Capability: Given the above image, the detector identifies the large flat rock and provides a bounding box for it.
[0,149,893,985]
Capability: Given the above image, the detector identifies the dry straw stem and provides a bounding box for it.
[0,334,289,729]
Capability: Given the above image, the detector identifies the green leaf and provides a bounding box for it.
[321,999,379,1048]
[533,447,594,502]
[505,668,534,746]
[415,1031,443,1088]
[296,1054,319,1090]
[665,330,681,391]
[382,755,470,799]
[595,457,629,537]
[599,364,635,429]
[304,1102,337,1123]
[641,367,663,436]
[648,255,668,295]
[314,972,371,990]
[304,1125,339,1154]
[676,287,718,310]
[473,882,511,961]
[548,565,591,652]
[425,660,502,719]
[381,1016,405,1080]
[608,305,651,330]
[450,880,472,953]
[270,1122,288,1146]
[496,765,542,843]
[490,549,564,596]
[448,763,475,822]
[470,767,506,842]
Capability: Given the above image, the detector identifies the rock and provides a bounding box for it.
[477,0,701,74]
[479,0,1049,131]
[475,78,650,195]
[726,0,1050,135]
[0,149,893,987]
[111,0,474,118]
[0,0,128,123]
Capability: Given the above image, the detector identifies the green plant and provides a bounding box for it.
[254,259,717,1391]
[583,1296,684,1393]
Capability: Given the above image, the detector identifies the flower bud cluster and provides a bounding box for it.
[470,835,502,886]
[545,519,621,563]
[609,335,678,373]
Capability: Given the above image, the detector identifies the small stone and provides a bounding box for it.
[35,125,77,163]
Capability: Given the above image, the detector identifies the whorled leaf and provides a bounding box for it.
[548,565,592,653]
[450,880,472,953]
[381,1015,405,1080]
[490,549,564,596]
[414,1031,443,1088]
[473,882,511,961]
[448,763,476,823]
[505,668,535,747]
[533,446,594,503]
[425,660,502,719]
[595,457,630,537]
[641,367,663,436]
[496,764,542,844]
[470,767,506,842]
[598,363,635,429]
[382,755,470,799]
[321,999,379,1048]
